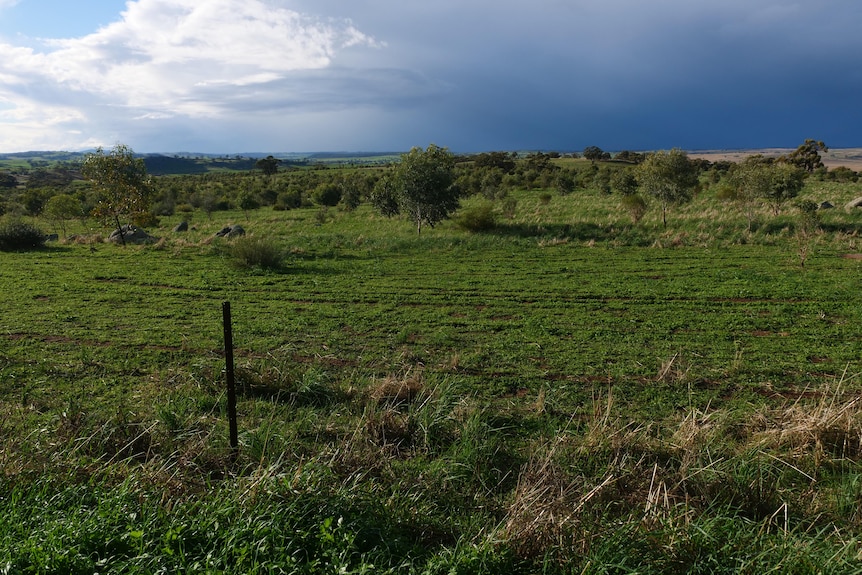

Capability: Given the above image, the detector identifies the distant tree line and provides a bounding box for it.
[0,138,849,238]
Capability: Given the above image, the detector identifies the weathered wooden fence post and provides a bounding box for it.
[222,301,239,455]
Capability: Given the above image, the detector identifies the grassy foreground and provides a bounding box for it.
[3,183,862,573]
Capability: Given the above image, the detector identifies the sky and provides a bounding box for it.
[0,0,860,154]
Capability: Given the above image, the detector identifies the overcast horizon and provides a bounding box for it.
[1,1,860,155]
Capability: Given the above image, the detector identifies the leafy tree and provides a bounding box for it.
[81,144,154,245]
[43,193,82,237]
[370,172,401,218]
[371,144,460,235]
[479,168,506,199]
[583,146,610,163]
[523,152,555,173]
[237,190,260,220]
[0,171,16,188]
[473,151,517,174]
[312,182,342,207]
[20,188,51,216]
[727,155,774,231]
[276,188,303,210]
[635,148,699,227]
[554,170,576,195]
[610,169,638,196]
[614,151,645,164]
[727,156,805,222]
[256,155,281,176]
[339,181,362,211]
[764,162,805,215]
[783,139,828,173]
[796,199,820,233]
[594,166,613,194]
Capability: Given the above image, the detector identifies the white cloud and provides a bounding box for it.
[2,0,861,152]
[0,0,383,150]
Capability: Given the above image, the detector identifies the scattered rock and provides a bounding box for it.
[44,233,59,242]
[845,197,862,211]
[819,201,834,210]
[173,221,189,232]
[109,225,156,244]
[215,224,246,238]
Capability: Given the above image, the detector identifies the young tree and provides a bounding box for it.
[764,162,805,215]
[371,144,460,235]
[237,190,260,221]
[635,148,699,227]
[81,144,154,245]
[727,155,773,231]
[727,156,805,222]
[610,168,639,196]
[43,193,82,237]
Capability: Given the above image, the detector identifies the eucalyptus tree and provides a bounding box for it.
[728,155,805,223]
[583,146,609,163]
[371,144,460,235]
[81,144,153,245]
[783,139,828,173]
[764,162,805,215]
[255,155,281,176]
[43,193,82,237]
[635,148,699,227]
[728,155,774,231]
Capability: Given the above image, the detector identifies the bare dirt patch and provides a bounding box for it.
[688,148,862,171]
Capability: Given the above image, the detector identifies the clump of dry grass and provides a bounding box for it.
[537,237,568,247]
[501,436,615,559]
[367,371,427,406]
[656,352,692,384]
[331,370,446,468]
[578,389,652,458]
[752,374,862,463]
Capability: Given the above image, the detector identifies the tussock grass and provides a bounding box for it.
[226,234,284,270]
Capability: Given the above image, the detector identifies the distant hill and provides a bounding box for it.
[0,150,402,174]
[3,148,861,175]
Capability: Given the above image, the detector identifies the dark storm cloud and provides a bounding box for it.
[0,0,860,152]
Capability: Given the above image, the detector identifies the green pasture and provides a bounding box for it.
[3,182,862,572]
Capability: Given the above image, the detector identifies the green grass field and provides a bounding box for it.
[3,182,862,573]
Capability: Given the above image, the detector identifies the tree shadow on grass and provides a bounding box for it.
[492,222,610,240]
[489,221,655,246]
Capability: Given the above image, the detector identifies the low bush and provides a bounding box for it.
[455,201,497,232]
[276,189,303,210]
[312,183,342,207]
[621,193,648,223]
[229,235,283,270]
[0,219,46,251]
